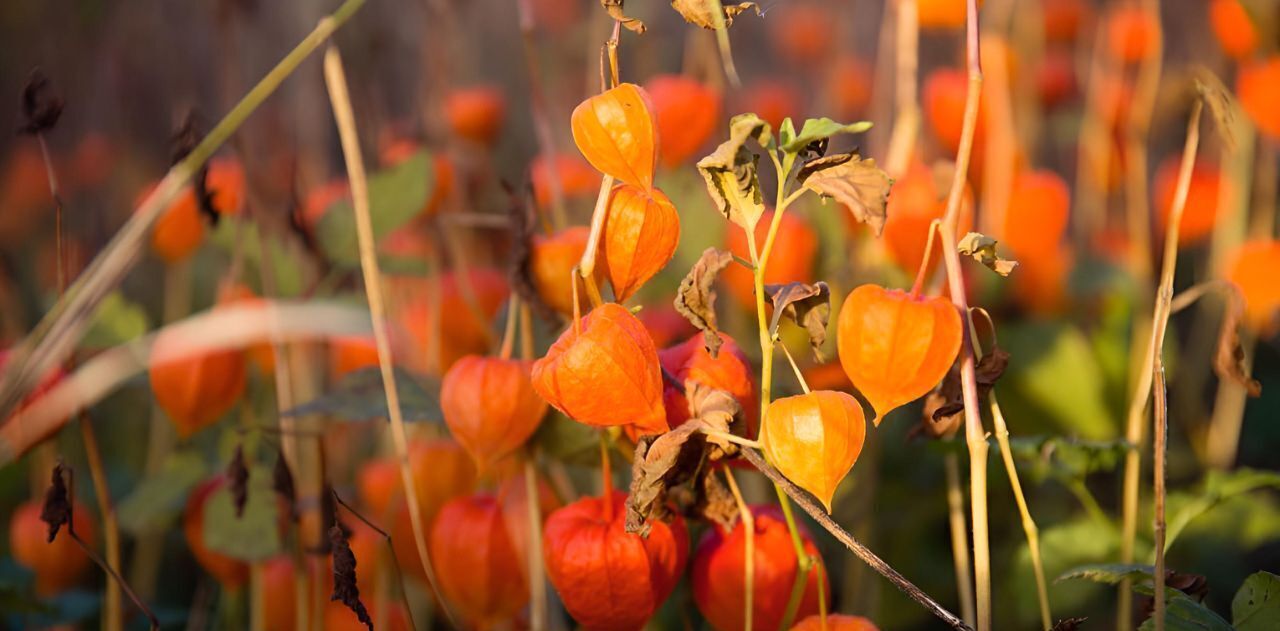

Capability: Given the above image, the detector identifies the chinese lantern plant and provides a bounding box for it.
[762,389,867,511]
[645,74,721,168]
[444,84,506,147]
[530,226,594,316]
[429,493,530,628]
[9,498,96,595]
[149,312,247,438]
[571,82,657,191]
[440,353,547,472]
[599,183,681,302]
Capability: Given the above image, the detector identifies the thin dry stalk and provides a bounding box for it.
[990,399,1051,630]
[524,456,547,631]
[944,452,976,627]
[705,0,742,88]
[332,491,418,631]
[723,466,754,631]
[884,0,919,176]
[322,41,457,625]
[1152,361,1169,631]
[515,0,569,228]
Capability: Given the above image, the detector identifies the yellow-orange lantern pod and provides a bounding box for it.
[836,284,962,423]
[149,321,247,438]
[531,303,666,433]
[571,83,658,191]
[762,390,867,512]
[530,227,594,317]
[601,184,681,302]
[441,356,547,472]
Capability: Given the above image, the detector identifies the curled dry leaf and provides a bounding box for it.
[796,152,892,236]
[228,445,249,519]
[765,281,831,357]
[919,347,1009,439]
[957,232,1019,277]
[272,448,296,521]
[41,463,72,542]
[674,247,735,357]
[328,522,373,631]
[1194,71,1238,151]
[1217,286,1262,397]
[671,0,760,29]
[601,0,646,34]
[626,383,742,536]
[696,113,771,231]
[1050,618,1088,631]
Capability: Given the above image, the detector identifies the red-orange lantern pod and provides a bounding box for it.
[601,184,681,302]
[918,0,984,30]
[1002,169,1071,257]
[571,83,658,191]
[216,282,277,377]
[1012,244,1074,316]
[1105,5,1161,64]
[149,318,247,438]
[1238,56,1280,140]
[532,303,667,433]
[0,143,51,248]
[430,494,529,628]
[659,334,758,434]
[692,505,830,631]
[768,1,835,65]
[640,303,696,349]
[328,335,379,381]
[395,268,510,373]
[530,226,594,316]
[739,81,802,131]
[543,491,688,631]
[723,210,819,310]
[141,181,204,264]
[183,476,249,588]
[790,614,881,631]
[645,75,721,168]
[9,499,96,595]
[1226,240,1280,336]
[531,154,600,211]
[388,438,480,581]
[441,355,547,471]
[206,157,246,216]
[299,178,349,231]
[881,163,973,276]
[379,138,457,217]
[924,68,984,156]
[1210,0,1259,60]
[1036,50,1078,109]
[1153,157,1224,245]
[762,390,867,511]
[445,85,507,147]
[828,56,872,122]
[1043,0,1089,43]
[836,284,962,423]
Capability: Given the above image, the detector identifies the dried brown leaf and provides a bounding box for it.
[40,463,71,542]
[1050,618,1088,631]
[272,448,297,521]
[228,445,249,519]
[1194,69,1238,151]
[923,347,1009,436]
[765,281,831,358]
[696,114,771,231]
[674,248,734,357]
[19,68,63,135]
[602,0,645,33]
[797,152,891,236]
[329,522,372,631]
[1216,287,1262,397]
[957,232,1018,277]
[670,0,760,29]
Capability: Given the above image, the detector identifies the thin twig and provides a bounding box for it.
[524,456,547,631]
[944,452,977,627]
[705,0,742,88]
[331,491,418,631]
[723,466,754,631]
[1152,361,1168,631]
[884,0,919,177]
[322,42,457,626]
[739,447,971,630]
[990,400,1051,630]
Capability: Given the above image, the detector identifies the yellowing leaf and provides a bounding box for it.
[670,0,760,29]
[957,232,1019,276]
[797,152,891,236]
[696,114,771,231]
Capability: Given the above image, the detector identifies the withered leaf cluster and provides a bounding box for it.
[41,463,72,542]
[674,248,735,358]
[957,232,1018,277]
[765,281,831,358]
[919,347,1010,439]
[19,68,63,135]
[1216,285,1262,397]
[329,522,373,631]
[796,152,892,236]
[507,181,557,322]
[697,114,771,231]
[228,445,250,519]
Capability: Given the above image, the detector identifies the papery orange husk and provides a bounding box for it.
[1105,5,1161,64]
[532,303,666,432]
[328,335,379,381]
[543,491,688,631]
[392,268,509,374]
[1226,240,1280,336]
[445,85,507,146]
[206,157,246,215]
[141,181,204,264]
[149,321,247,438]
[430,494,529,628]
[387,438,479,581]
[531,154,599,210]
[918,0,984,30]
[837,284,962,423]
[692,505,829,631]
[1239,56,1280,140]
[601,184,681,302]
[216,282,276,376]
[10,499,95,595]
[441,355,547,471]
[1002,169,1071,256]
[1210,0,1259,60]
[645,75,721,168]
[768,1,836,65]
[497,470,561,582]
[790,614,881,631]
[654,334,757,435]
[738,80,802,131]
[531,226,594,316]
[762,390,867,512]
[571,83,657,190]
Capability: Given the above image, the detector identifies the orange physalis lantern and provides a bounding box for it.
[601,184,681,302]
[645,75,721,168]
[531,227,595,316]
[571,83,657,190]
[142,181,204,264]
[206,157,246,216]
[1238,56,1280,140]
[1210,0,1259,60]
[918,0,984,30]
[881,163,973,276]
[791,614,881,631]
[1105,5,1161,64]
[762,390,867,512]
[836,284,962,423]
[1226,240,1280,336]
[149,321,247,438]
[445,85,507,147]
[1003,169,1071,256]
[657,334,757,434]
[543,491,688,631]
[738,80,802,131]
[531,303,666,433]
[531,154,599,210]
[10,499,95,595]
[768,1,835,65]
[430,494,529,628]
[441,355,547,471]
[924,68,982,155]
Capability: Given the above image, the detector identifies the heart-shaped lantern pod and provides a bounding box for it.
[543,491,688,631]
[601,183,680,303]
[531,303,666,433]
[658,334,757,432]
[836,284,962,423]
[692,505,830,631]
[790,614,881,630]
[644,74,721,168]
[530,226,595,316]
[430,493,529,628]
[441,355,547,472]
[150,322,247,438]
[762,390,867,512]
[571,83,658,190]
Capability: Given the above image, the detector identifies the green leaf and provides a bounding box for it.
[1234,571,1280,630]
[778,117,797,150]
[1005,516,1124,625]
[1166,468,1280,552]
[532,411,600,466]
[780,117,873,153]
[316,149,432,267]
[282,366,442,422]
[116,451,207,535]
[208,218,305,297]
[696,113,772,231]
[1133,587,1233,631]
[202,463,281,561]
[1057,563,1155,585]
[1000,321,1117,440]
[1006,435,1131,483]
[80,291,149,348]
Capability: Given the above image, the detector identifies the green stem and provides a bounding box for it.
[776,490,815,631]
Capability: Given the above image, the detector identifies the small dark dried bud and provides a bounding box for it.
[19,69,63,135]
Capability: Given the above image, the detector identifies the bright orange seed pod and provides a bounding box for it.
[1105,5,1161,64]
[206,157,246,216]
[1238,56,1280,140]
[1153,157,1224,245]
[532,303,666,433]
[571,83,657,190]
[790,614,881,631]
[142,181,205,264]
[601,184,681,303]
[149,319,247,438]
[645,75,721,168]
[1210,0,1259,60]
[441,355,547,472]
[837,284,962,423]
[1226,240,1280,336]
[1003,169,1071,256]
[530,226,594,316]
[445,85,507,146]
[10,499,95,595]
[763,390,867,512]
[430,494,529,628]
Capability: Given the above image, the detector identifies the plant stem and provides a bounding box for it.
[705,0,742,88]
[524,456,547,631]
[776,490,814,631]
[944,452,977,628]
[599,432,613,516]
[0,0,368,421]
[1118,98,1201,631]
[740,447,971,630]
[500,295,520,360]
[885,0,920,177]
[778,343,811,395]
[990,398,1051,630]
[724,466,755,631]
[1152,361,1168,631]
[514,0,569,229]
[322,41,457,626]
